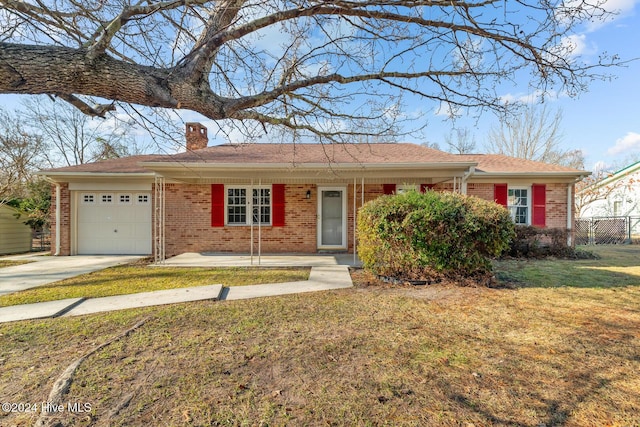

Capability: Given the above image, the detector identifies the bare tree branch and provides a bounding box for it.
[0,0,623,143]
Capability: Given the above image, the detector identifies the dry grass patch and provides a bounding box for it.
[0,259,32,269]
[0,246,639,426]
[0,266,309,307]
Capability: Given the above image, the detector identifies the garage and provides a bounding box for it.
[77,192,152,255]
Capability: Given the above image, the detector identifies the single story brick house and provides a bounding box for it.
[40,123,588,259]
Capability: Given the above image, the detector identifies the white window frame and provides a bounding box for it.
[225,185,272,226]
[613,200,622,216]
[508,186,531,225]
[396,184,419,194]
[136,194,150,204]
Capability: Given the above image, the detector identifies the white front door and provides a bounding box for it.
[317,187,347,249]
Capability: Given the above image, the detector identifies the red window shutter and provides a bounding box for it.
[211,184,225,227]
[532,184,546,227]
[494,184,508,207]
[420,184,435,193]
[383,184,396,195]
[272,184,285,227]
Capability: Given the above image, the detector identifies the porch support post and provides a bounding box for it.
[154,175,165,264]
[353,177,357,265]
[54,183,61,256]
[258,178,262,266]
[250,178,254,265]
[359,177,364,265]
[567,183,573,247]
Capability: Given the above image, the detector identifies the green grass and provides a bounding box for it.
[493,245,640,288]
[0,246,639,426]
[0,265,310,307]
[0,259,32,269]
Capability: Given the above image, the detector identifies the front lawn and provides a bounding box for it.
[0,259,33,269]
[0,265,310,307]
[494,245,640,288]
[0,246,638,426]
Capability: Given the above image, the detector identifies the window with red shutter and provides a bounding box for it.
[383,184,396,195]
[272,184,285,227]
[420,184,435,193]
[531,184,546,227]
[494,184,508,207]
[211,184,225,227]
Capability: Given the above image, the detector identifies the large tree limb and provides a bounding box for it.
[33,317,150,427]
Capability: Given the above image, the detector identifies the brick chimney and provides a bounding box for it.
[185,122,208,151]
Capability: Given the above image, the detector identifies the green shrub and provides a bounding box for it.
[357,190,515,282]
[508,226,574,258]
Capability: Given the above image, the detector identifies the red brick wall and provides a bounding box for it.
[50,183,71,256]
[49,181,573,257]
[545,183,569,229]
[164,183,317,257]
[466,183,495,202]
[467,182,570,229]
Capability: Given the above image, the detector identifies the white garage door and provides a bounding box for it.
[77,192,152,255]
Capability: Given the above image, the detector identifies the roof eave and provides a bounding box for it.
[37,171,156,182]
[139,161,479,171]
[471,171,591,179]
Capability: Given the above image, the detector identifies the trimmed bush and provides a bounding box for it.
[508,226,573,258]
[357,190,515,282]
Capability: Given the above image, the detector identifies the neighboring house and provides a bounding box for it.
[39,123,588,258]
[0,205,32,255]
[577,161,640,218]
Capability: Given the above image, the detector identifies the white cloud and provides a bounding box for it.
[608,131,640,155]
[586,0,639,30]
[434,101,459,118]
[498,90,559,105]
[561,34,597,57]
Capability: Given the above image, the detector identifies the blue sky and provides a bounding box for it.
[418,0,640,171]
[1,1,638,172]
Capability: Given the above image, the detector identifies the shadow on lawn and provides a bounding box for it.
[494,245,640,289]
[439,316,640,425]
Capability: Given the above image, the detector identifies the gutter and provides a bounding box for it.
[461,166,475,194]
[138,161,479,171]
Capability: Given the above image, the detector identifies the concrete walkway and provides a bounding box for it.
[0,255,354,324]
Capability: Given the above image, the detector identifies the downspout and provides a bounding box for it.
[55,183,61,256]
[567,183,573,247]
[250,178,254,265]
[353,178,356,265]
[461,167,475,195]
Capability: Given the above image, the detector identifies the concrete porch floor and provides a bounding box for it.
[160,252,362,267]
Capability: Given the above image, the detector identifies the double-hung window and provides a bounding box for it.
[396,184,418,194]
[226,186,271,225]
[508,188,529,225]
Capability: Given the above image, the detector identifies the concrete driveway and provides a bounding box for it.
[0,255,143,296]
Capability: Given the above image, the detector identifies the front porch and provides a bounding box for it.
[160,252,363,267]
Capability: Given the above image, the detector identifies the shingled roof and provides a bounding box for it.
[43,154,163,174]
[40,143,587,176]
[151,143,463,164]
[457,154,585,174]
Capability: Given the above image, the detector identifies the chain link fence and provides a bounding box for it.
[31,229,51,252]
[575,216,640,245]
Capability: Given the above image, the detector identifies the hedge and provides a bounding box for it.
[357,190,515,281]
